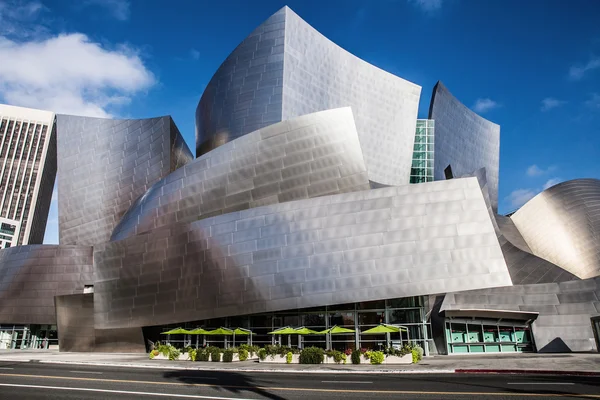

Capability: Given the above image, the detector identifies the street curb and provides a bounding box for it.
[455,369,600,376]
[34,360,456,374]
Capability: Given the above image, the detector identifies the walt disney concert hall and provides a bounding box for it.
[1,6,599,355]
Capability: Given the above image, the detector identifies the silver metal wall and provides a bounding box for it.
[442,278,600,352]
[57,115,192,246]
[195,7,286,156]
[55,293,145,353]
[511,179,600,280]
[429,81,501,211]
[195,6,421,186]
[94,176,511,330]
[467,168,577,285]
[0,245,93,325]
[112,108,370,241]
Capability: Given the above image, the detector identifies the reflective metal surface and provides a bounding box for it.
[442,278,600,352]
[55,293,145,352]
[195,6,421,186]
[511,179,600,279]
[57,115,192,246]
[468,168,577,285]
[94,176,511,330]
[0,245,93,325]
[112,108,370,241]
[429,81,501,211]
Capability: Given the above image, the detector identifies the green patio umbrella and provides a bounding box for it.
[294,327,319,335]
[160,327,192,335]
[268,326,300,347]
[189,328,209,348]
[317,325,355,350]
[232,328,255,347]
[361,324,408,349]
[160,328,193,347]
[205,327,234,348]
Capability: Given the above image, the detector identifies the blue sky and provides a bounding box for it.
[0,0,598,243]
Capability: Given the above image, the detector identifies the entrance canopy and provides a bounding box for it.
[444,309,539,321]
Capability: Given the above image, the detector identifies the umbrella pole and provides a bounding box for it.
[233,333,235,348]
[288,335,291,347]
[196,335,198,349]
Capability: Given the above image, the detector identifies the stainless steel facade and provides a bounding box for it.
[57,115,192,246]
[429,81,501,211]
[1,6,599,355]
[94,176,511,330]
[195,6,421,186]
[112,108,370,241]
[511,179,600,279]
[0,245,93,325]
[442,278,600,352]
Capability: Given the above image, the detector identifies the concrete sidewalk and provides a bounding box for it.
[0,350,598,375]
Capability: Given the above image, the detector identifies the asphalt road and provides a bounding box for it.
[0,360,598,399]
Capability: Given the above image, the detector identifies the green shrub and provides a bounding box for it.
[149,349,159,359]
[286,351,293,364]
[196,349,210,362]
[238,348,248,361]
[168,347,180,361]
[258,348,267,361]
[332,350,345,364]
[222,349,235,362]
[208,347,221,362]
[351,349,361,364]
[248,345,260,356]
[369,351,384,365]
[157,344,171,357]
[411,346,423,363]
[299,347,324,364]
[188,349,197,361]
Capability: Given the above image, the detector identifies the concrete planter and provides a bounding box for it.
[178,353,191,361]
[209,353,223,362]
[259,354,299,363]
[151,353,168,360]
[383,354,413,364]
[323,355,347,364]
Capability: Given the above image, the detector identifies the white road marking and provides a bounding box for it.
[321,380,372,384]
[507,382,574,385]
[0,383,255,399]
[0,367,13,370]
[69,370,103,374]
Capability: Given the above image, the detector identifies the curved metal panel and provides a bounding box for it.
[281,8,421,186]
[112,108,370,241]
[57,115,192,246]
[429,81,500,211]
[195,7,286,156]
[94,177,511,329]
[442,277,600,352]
[466,168,577,285]
[195,6,421,186]
[0,244,93,325]
[511,179,600,279]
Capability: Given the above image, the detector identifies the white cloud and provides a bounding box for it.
[506,189,536,209]
[472,98,499,114]
[526,164,556,177]
[569,57,600,81]
[543,178,562,190]
[541,97,566,112]
[408,0,443,12]
[83,0,130,21]
[0,33,155,117]
[585,93,600,109]
[190,49,200,60]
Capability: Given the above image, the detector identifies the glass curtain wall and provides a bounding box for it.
[155,296,431,351]
[410,119,435,184]
[0,324,57,349]
[445,318,534,354]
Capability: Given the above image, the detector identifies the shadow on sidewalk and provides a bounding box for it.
[163,369,286,400]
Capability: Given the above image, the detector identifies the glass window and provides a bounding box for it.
[358,311,384,325]
[499,327,514,342]
[357,300,385,310]
[467,323,482,342]
[387,297,422,308]
[388,309,421,324]
[328,312,355,327]
[483,325,499,342]
[450,323,467,343]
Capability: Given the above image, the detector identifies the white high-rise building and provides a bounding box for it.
[0,105,56,248]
